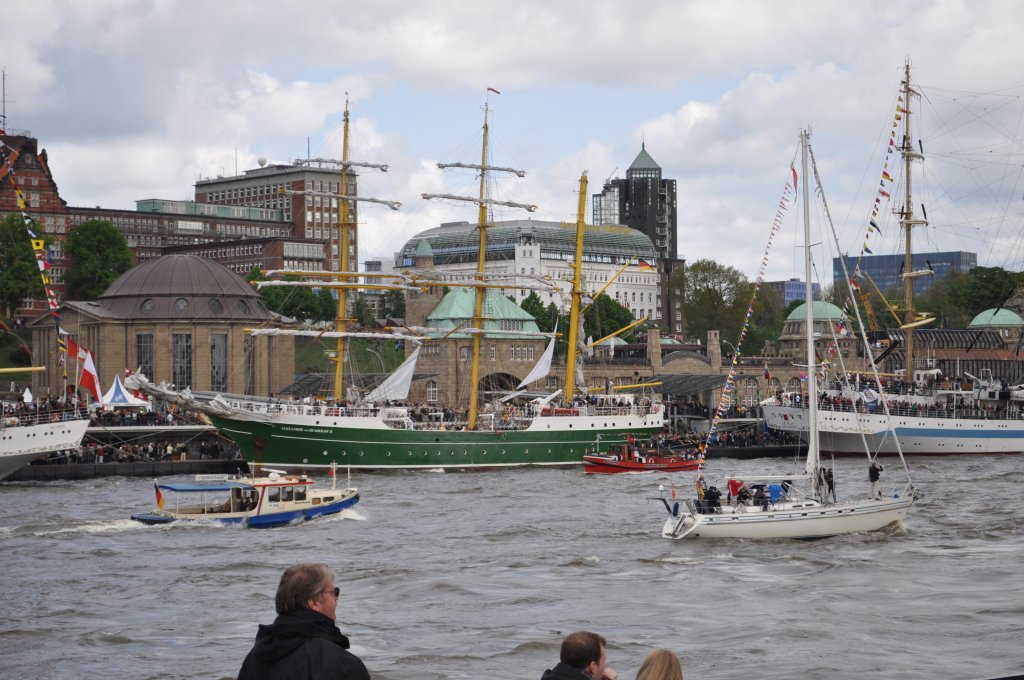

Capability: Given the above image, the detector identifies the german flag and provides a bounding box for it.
[637,259,655,271]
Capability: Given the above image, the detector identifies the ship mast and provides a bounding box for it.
[335,100,353,400]
[269,97,401,402]
[422,97,535,429]
[898,61,930,380]
[564,172,588,400]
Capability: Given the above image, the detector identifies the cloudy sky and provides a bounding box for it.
[6,0,1024,286]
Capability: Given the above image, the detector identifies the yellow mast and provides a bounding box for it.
[466,104,491,429]
[334,97,353,401]
[564,172,588,400]
[421,95,535,427]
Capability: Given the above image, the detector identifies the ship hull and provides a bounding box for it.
[208,410,664,470]
[0,417,91,481]
[763,404,1024,455]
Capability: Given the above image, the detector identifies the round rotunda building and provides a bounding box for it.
[30,255,296,400]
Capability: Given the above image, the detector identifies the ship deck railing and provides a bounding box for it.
[215,399,655,422]
[777,398,1024,421]
[2,408,88,428]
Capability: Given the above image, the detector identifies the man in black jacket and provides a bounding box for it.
[239,563,370,680]
[541,631,617,680]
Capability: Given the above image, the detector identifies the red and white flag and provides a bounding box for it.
[65,337,89,361]
[80,351,103,406]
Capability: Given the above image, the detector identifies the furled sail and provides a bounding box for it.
[366,347,421,403]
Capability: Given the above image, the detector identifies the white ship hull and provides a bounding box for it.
[763,404,1024,455]
[662,496,914,540]
[0,418,91,481]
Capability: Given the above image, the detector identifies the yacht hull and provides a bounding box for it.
[662,496,915,540]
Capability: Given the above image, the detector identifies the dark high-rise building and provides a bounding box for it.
[592,144,680,330]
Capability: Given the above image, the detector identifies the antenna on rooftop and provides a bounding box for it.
[1,67,11,130]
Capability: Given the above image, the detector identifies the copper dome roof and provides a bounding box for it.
[97,254,273,320]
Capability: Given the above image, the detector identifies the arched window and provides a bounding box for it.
[427,380,438,402]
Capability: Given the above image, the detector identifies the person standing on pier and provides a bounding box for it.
[239,563,370,680]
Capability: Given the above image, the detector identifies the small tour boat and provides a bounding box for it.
[131,465,359,528]
[584,441,703,474]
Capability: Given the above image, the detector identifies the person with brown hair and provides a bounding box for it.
[238,563,370,680]
[541,630,618,680]
[635,648,683,680]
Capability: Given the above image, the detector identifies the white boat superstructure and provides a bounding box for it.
[1,409,90,481]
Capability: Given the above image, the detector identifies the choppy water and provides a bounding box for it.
[1,455,1021,680]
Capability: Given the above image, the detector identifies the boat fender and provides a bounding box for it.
[672,501,679,517]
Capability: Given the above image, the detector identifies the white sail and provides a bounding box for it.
[516,339,555,390]
[366,347,420,403]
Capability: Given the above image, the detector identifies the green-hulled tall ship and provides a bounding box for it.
[128,94,664,471]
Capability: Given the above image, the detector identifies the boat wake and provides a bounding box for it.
[17,518,143,538]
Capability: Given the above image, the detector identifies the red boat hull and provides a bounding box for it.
[583,455,702,474]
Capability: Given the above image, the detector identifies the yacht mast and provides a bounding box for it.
[800,130,820,480]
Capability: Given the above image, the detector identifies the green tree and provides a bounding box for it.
[584,293,636,343]
[520,292,547,330]
[945,266,1021,322]
[353,296,375,327]
[743,286,784,354]
[381,289,406,318]
[63,220,132,299]
[252,272,321,321]
[681,259,750,345]
[0,213,44,317]
[316,287,337,322]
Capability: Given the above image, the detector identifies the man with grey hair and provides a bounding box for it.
[239,563,370,680]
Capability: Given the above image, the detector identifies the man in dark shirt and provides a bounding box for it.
[239,563,370,680]
[541,630,617,680]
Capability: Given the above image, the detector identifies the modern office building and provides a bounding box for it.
[833,251,976,296]
[396,219,661,321]
[764,278,821,307]
[592,144,681,328]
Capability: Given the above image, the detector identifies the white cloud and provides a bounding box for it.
[6,0,1024,281]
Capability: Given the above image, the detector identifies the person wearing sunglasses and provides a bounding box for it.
[239,563,370,680]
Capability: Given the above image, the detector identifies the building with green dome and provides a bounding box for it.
[969,308,1024,346]
[775,300,856,365]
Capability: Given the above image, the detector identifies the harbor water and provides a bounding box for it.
[1,454,1021,679]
